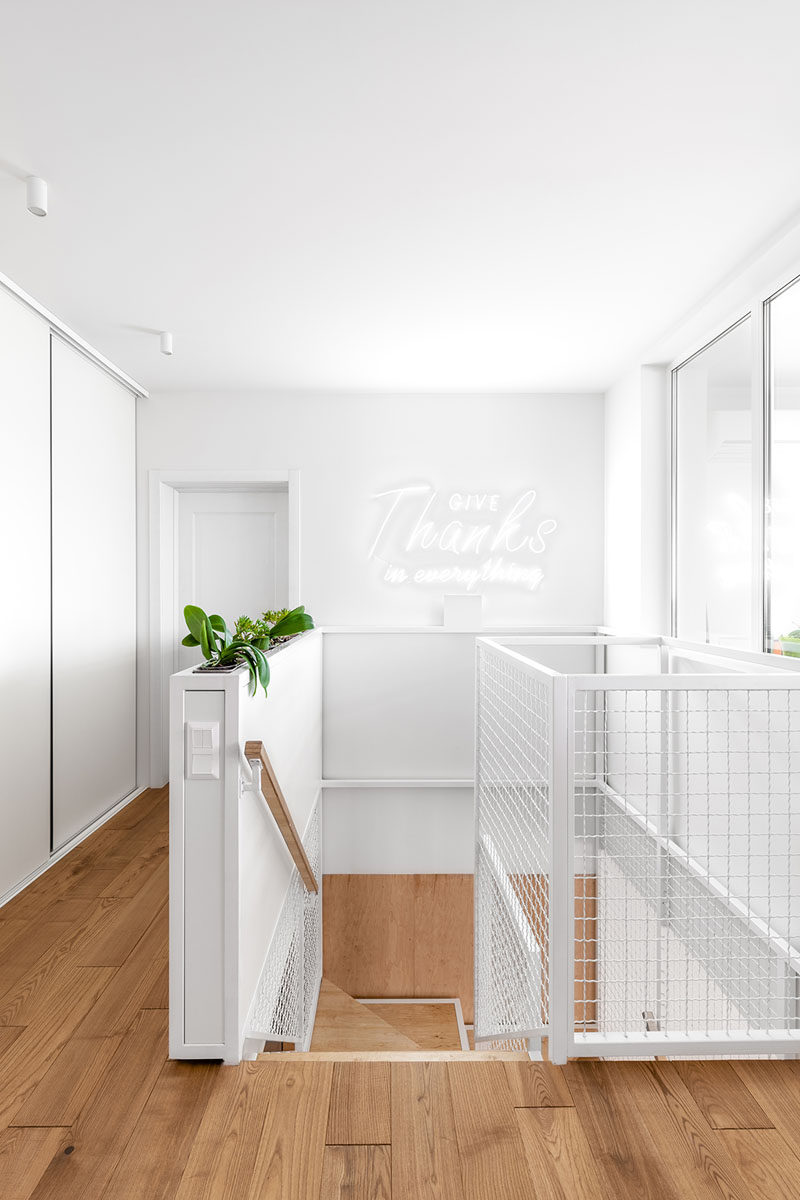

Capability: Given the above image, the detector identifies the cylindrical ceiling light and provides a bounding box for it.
[26,176,48,217]
[160,331,174,356]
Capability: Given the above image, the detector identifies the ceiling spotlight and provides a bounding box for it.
[160,331,173,356]
[26,176,48,218]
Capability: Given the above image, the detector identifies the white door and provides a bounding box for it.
[52,338,137,849]
[176,489,289,669]
[0,289,51,893]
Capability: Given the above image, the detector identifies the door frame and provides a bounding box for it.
[147,468,300,786]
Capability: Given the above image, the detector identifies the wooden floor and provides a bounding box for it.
[2,787,800,1197]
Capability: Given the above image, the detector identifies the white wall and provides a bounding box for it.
[138,390,605,773]
[138,391,603,621]
[604,365,669,633]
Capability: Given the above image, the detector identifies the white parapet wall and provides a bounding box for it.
[169,630,322,1062]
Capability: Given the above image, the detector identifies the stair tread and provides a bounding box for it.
[363,1001,463,1051]
[258,1050,530,1061]
[310,979,421,1051]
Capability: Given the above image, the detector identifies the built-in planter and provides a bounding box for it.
[169,629,322,1062]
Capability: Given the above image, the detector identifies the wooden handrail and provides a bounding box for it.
[244,740,319,893]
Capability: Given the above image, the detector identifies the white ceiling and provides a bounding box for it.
[2,0,800,395]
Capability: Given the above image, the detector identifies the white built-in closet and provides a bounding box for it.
[0,282,139,899]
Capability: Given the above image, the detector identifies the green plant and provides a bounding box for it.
[182,604,316,695]
[234,606,315,643]
[232,614,271,650]
[182,605,270,696]
[267,606,315,638]
[780,628,800,657]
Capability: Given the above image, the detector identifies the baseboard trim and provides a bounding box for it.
[0,784,149,910]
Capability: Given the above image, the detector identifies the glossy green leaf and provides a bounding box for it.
[209,614,231,648]
[198,620,212,660]
[269,605,315,638]
[184,604,208,644]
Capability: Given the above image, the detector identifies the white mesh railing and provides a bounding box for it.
[475,642,552,1045]
[575,683,800,1050]
[248,796,322,1050]
[475,635,800,1061]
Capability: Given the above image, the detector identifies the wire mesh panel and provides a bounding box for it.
[302,799,323,1048]
[475,642,552,1042]
[249,871,304,1041]
[574,683,800,1047]
[248,796,322,1048]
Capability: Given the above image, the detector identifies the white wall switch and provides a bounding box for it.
[443,593,484,630]
[185,720,220,780]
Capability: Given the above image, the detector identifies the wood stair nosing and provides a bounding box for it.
[258,1050,531,1061]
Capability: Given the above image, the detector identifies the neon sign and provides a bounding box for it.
[369,485,557,592]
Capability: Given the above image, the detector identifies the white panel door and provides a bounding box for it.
[176,490,288,669]
[52,338,137,848]
[0,290,51,896]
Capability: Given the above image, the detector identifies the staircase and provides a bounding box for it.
[259,979,529,1061]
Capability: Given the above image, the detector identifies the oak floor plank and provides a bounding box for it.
[718,1128,800,1200]
[327,1061,391,1144]
[563,1060,687,1200]
[516,1107,613,1200]
[0,1126,71,1200]
[141,958,169,1009]
[74,859,168,967]
[174,1061,278,1200]
[35,898,97,927]
[670,1061,773,1130]
[100,841,167,900]
[0,909,125,1027]
[731,1060,800,1146]
[99,1059,218,1200]
[245,1060,334,1200]
[569,1061,746,1200]
[504,1061,574,1108]
[11,1036,123,1128]
[27,1008,169,1200]
[0,919,29,955]
[391,1062,464,1200]
[72,908,168,1037]
[61,865,121,900]
[0,1025,24,1057]
[2,829,129,920]
[113,818,168,860]
[320,1145,391,1200]
[447,1061,535,1200]
[0,921,75,1004]
[0,966,115,1128]
[103,786,167,831]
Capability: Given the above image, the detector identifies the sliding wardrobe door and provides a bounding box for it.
[0,290,51,896]
[51,338,136,848]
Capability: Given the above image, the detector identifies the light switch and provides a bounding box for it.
[185,720,220,780]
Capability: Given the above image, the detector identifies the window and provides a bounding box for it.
[673,317,755,648]
[766,276,800,653]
